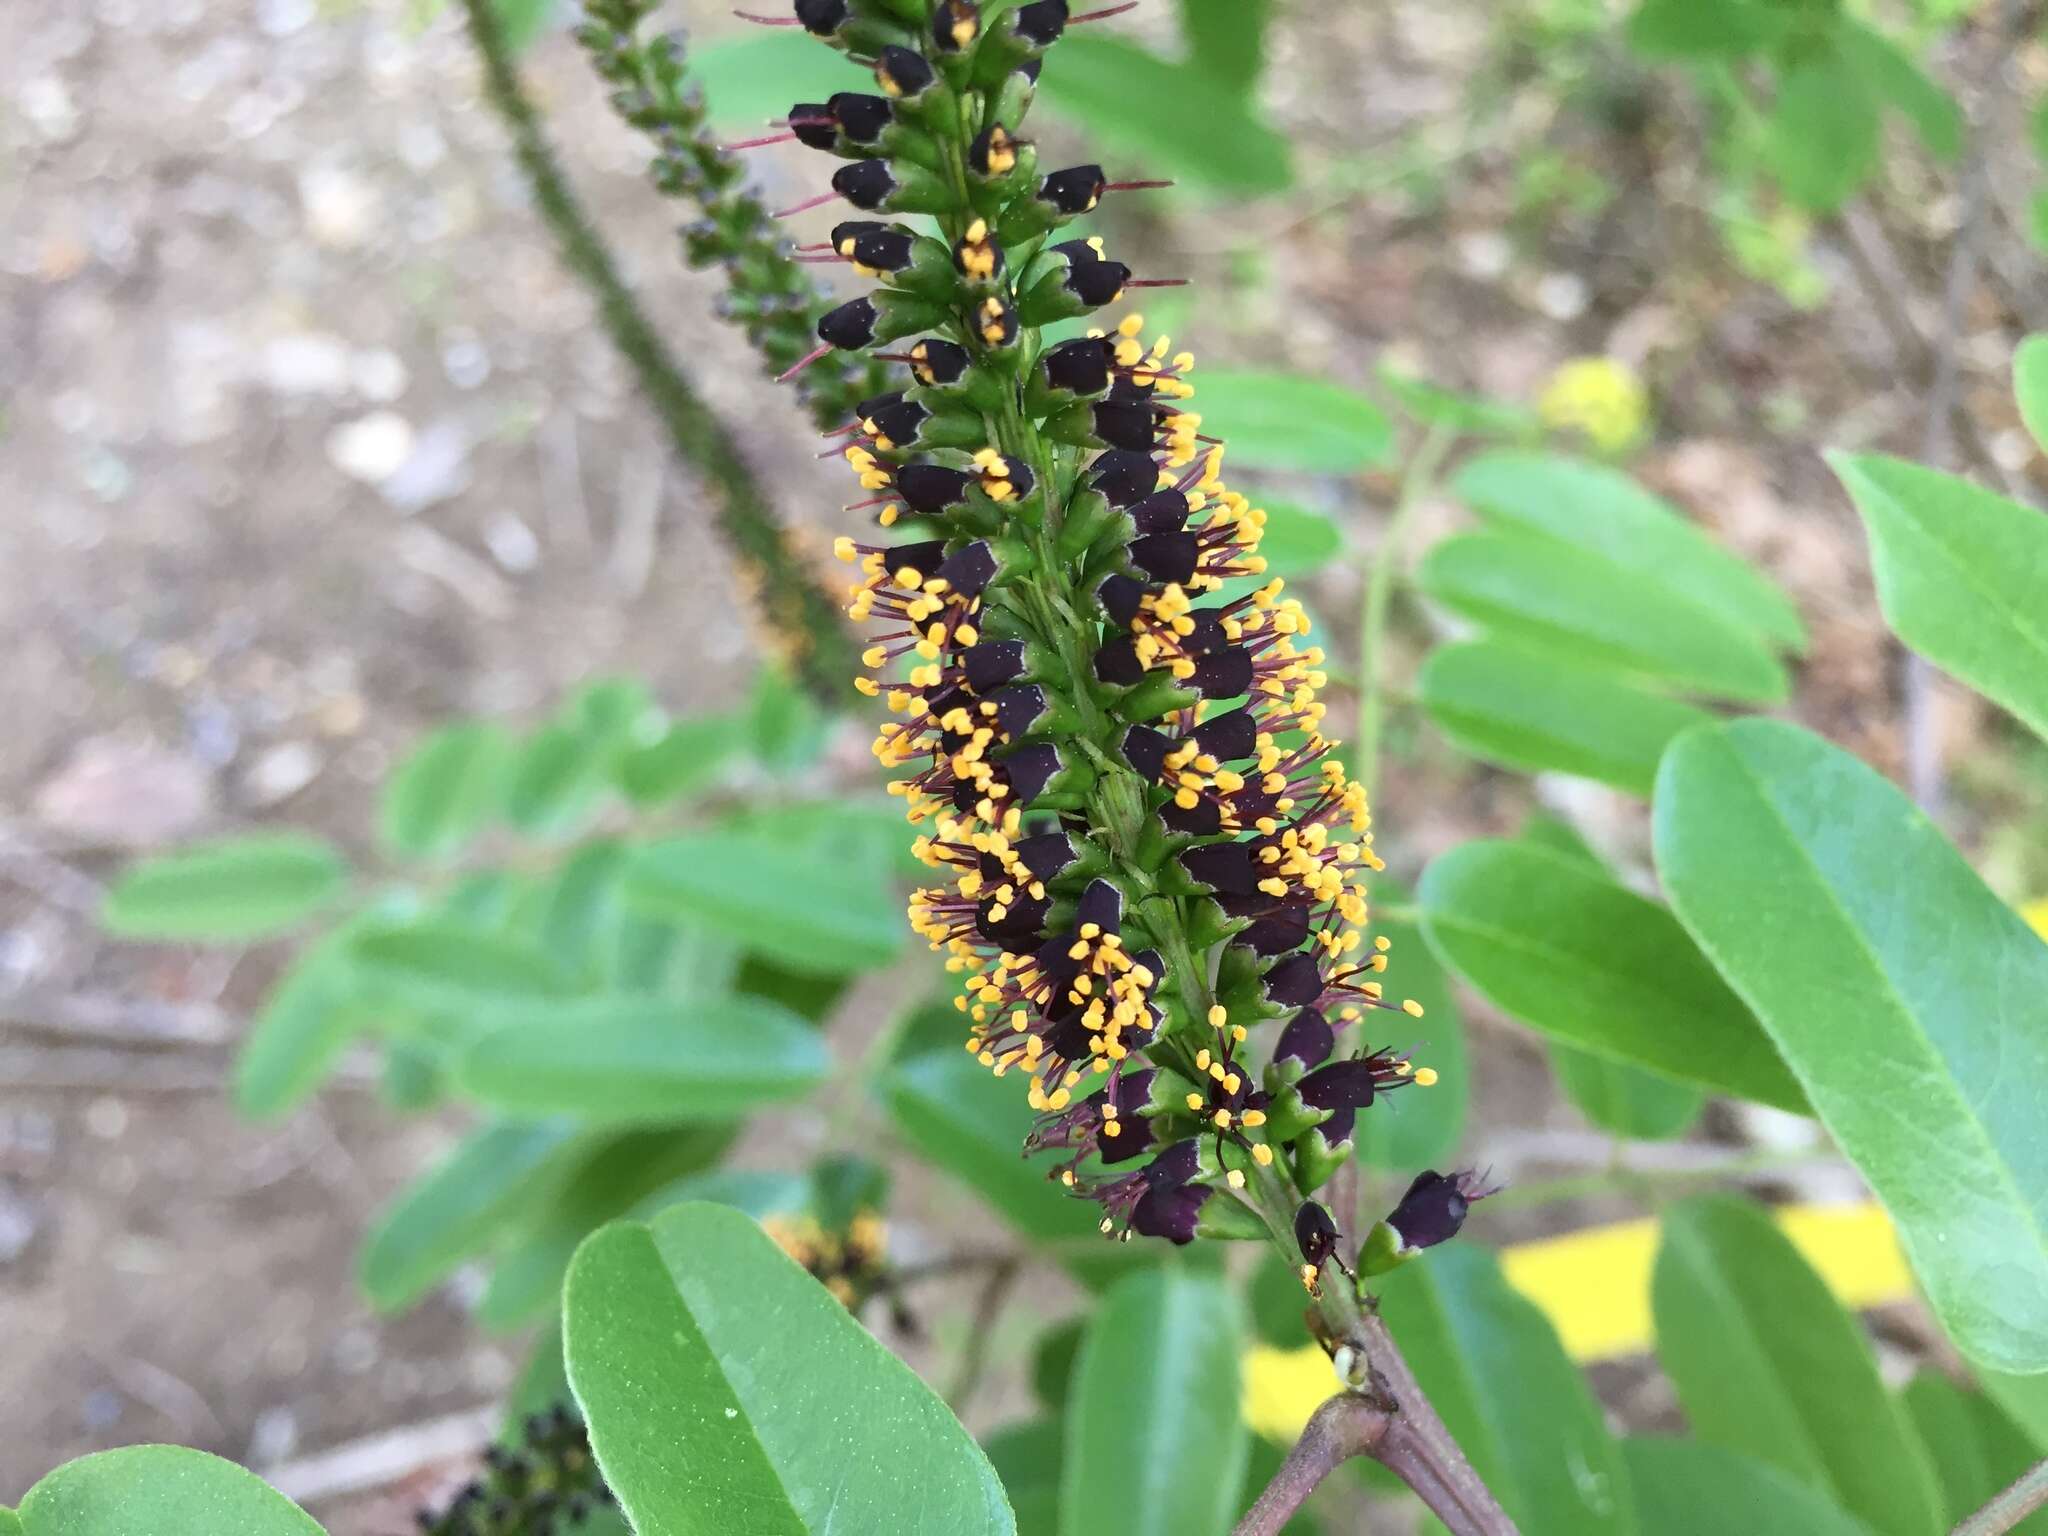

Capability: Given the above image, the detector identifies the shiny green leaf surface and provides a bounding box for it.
[454,996,828,1122]
[1419,840,1803,1111]
[1419,639,1713,796]
[1452,450,1804,650]
[1378,1245,1635,1536]
[1620,1439,1878,1536]
[1832,452,2048,745]
[1418,534,1790,702]
[17,1447,322,1536]
[1655,720,2048,1372]
[1651,1195,1944,1536]
[564,1204,1015,1536]
[1059,1268,1247,1536]
[1183,371,1392,473]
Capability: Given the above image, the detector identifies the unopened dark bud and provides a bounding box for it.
[818,296,879,350]
[1042,336,1113,396]
[1273,1007,1335,1070]
[1049,238,1130,306]
[795,0,850,36]
[876,45,936,98]
[788,101,838,150]
[896,462,976,513]
[1014,0,1067,45]
[829,90,894,144]
[1041,163,1107,215]
[1089,449,1161,507]
[1295,1200,1339,1268]
[833,159,898,210]
[849,226,917,273]
[909,338,971,386]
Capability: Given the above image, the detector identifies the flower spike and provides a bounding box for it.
[613,0,1468,1270]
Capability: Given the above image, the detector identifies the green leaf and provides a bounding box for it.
[1835,20,1962,160]
[1654,719,2048,1372]
[233,934,368,1117]
[1419,840,1804,1111]
[627,831,903,976]
[504,724,606,838]
[479,1124,734,1328]
[360,1119,578,1309]
[1651,1195,1945,1536]
[744,665,829,774]
[563,1204,1016,1536]
[1356,875,1466,1170]
[453,995,829,1123]
[2018,335,2048,454]
[1903,1373,2048,1534]
[1452,450,1805,651]
[984,1420,1062,1536]
[1419,640,1714,796]
[1377,1244,1635,1536]
[1,1507,19,1535]
[1832,452,2048,744]
[616,715,741,807]
[1767,44,1881,212]
[1377,364,1538,438]
[494,0,555,53]
[1418,534,1790,703]
[1252,501,1344,579]
[380,721,510,860]
[1550,1042,1704,1140]
[1984,1368,2048,1452]
[1185,371,1391,473]
[1620,1439,1880,1536]
[1038,34,1291,195]
[691,30,866,130]
[1625,0,1786,58]
[880,1045,1140,1289]
[350,921,571,1004]
[1178,0,1270,90]
[17,1447,322,1536]
[102,834,347,941]
[1059,1267,1248,1536]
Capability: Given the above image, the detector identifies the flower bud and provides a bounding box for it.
[1358,1170,1500,1275]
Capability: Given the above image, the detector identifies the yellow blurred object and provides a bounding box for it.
[1538,356,1650,454]
[1241,1341,1344,1446]
[1240,1200,1914,1442]
[2022,897,2048,941]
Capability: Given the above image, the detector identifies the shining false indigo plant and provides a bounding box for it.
[681,0,1499,1320]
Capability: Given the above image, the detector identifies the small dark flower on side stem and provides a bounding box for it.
[1359,1169,1501,1277]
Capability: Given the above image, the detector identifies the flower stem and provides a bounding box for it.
[1357,423,1456,794]
[1952,1456,2048,1536]
[1238,1163,1518,1533]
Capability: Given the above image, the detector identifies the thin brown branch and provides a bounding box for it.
[1233,1392,1390,1536]
[1951,1455,2048,1536]
[945,1253,1023,1417]
[1233,1315,1519,1536]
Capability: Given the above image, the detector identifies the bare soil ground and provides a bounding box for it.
[4,0,2042,1527]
